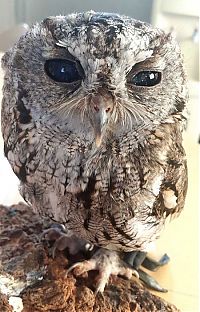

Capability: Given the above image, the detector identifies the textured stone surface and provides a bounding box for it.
[0,203,180,312]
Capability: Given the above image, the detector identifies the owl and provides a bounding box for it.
[1,12,188,292]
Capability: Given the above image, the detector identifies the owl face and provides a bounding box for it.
[2,12,187,146]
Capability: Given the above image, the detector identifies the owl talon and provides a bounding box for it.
[124,251,169,292]
[66,259,96,276]
[66,248,139,293]
[142,253,170,271]
[41,225,94,257]
[138,269,168,293]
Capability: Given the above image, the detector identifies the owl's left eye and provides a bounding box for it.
[129,71,161,87]
[44,59,83,83]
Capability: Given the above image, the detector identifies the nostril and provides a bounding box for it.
[105,107,111,113]
[94,105,99,112]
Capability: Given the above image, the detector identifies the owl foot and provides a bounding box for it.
[124,251,169,292]
[66,248,139,293]
[142,253,170,271]
[41,224,93,258]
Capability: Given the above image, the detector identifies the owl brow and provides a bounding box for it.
[150,33,172,56]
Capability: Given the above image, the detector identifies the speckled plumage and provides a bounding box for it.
[1,12,188,254]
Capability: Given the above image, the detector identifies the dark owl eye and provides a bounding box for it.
[44,59,83,83]
[130,71,161,87]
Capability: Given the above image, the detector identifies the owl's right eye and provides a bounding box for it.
[44,59,83,83]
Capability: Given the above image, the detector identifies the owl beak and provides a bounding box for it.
[92,97,113,147]
[90,91,114,147]
[94,107,109,147]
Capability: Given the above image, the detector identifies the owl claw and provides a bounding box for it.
[66,248,139,293]
[124,251,169,292]
[41,225,94,257]
[66,259,96,276]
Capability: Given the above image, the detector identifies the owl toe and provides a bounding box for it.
[66,248,139,293]
[41,225,93,257]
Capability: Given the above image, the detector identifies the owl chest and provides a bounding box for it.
[14,130,156,198]
[51,151,142,199]
[11,126,164,218]
[11,132,166,251]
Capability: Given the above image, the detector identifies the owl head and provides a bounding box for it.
[2,12,187,147]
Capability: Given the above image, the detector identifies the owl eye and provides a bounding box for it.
[44,59,83,83]
[130,71,161,87]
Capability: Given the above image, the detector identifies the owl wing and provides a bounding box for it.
[152,119,188,220]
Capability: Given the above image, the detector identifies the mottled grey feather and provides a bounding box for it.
[1,11,188,252]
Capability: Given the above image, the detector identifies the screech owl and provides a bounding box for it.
[1,12,188,292]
